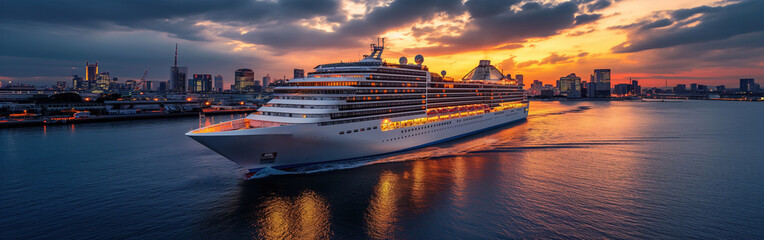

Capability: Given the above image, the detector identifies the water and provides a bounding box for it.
[1,101,763,239]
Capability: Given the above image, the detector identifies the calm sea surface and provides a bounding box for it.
[1,100,763,239]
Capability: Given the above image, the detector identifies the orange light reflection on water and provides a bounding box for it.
[256,190,331,240]
[365,171,399,239]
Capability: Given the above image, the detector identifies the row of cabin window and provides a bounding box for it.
[275,96,343,100]
[401,121,452,133]
[318,112,421,126]
[346,95,425,102]
[330,107,424,119]
[338,100,423,111]
[338,126,378,135]
[382,121,453,142]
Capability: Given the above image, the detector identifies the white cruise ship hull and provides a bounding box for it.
[187,106,528,173]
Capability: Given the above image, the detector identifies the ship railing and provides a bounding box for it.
[191,119,287,134]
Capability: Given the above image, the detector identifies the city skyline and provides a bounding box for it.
[1,0,763,88]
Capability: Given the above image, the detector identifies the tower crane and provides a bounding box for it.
[135,70,148,91]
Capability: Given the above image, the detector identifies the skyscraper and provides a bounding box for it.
[192,74,212,92]
[234,68,255,91]
[85,62,98,90]
[631,80,640,96]
[159,81,168,92]
[515,74,523,86]
[558,73,581,98]
[740,78,755,92]
[170,44,187,93]
[593,69,611,98]
[214,75,224,92]
[72,75,84,90]
[690,83,698,93]
[674,84,687,93]
[262,74,271,89]
[293,69,305,79]
[95,72,110,91]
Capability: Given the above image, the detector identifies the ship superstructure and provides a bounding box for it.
[187,40,529,174]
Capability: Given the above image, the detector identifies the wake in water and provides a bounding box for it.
[248,104,598,179]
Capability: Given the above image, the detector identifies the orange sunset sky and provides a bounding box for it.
[1,0,762,88]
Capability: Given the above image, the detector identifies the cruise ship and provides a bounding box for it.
[186,40,529,175]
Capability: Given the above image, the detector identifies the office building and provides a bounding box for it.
[587,82,596,98]
[214,75,224,92]
[690,83,698,93]
[631,80,641,96]
[593,69,611,98]
[293,69,305,79]
[716,85,726,92]
[674,84,687,93]
[235,68,255,91]
[170,44,187,92]
[516,74,523,86]
[263,74,271,89]
[72,75,84,90]
[740,78,755,92]
[85,62,98,90]
[95,72,111,91]
[55,81,66,90]
[158,81,168,92]
[557,73,581,98]
[613,84,631,95]
[192,74,213,93]
[125,80,137,90]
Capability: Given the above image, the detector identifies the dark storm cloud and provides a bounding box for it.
[0,0,342,42]
[612,0,764,53]
[586,0,612,12]
[574,14,602,25]
[409,1,584,55]
[639,18,673,30]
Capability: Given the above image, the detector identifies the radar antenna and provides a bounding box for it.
[365,37,385,60]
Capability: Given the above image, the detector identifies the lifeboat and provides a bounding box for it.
[448,108,457,113]
[467,106,476,111]
[437,108,448,114]
[457,106,466,112]
[427,109,437,115]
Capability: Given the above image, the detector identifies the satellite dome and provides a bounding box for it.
[414,54,424,65]
[399,57,408,65]
[441,70,447,76]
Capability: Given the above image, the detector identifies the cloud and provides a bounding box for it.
[574,13,602,25]
[517,60,539,68]
[567,28,595,36]
[612,0,764,53]
[408,1,584,55]
[465,0,521,18]
[538,52,574,65]
[493,44,524,50]
[586,0,612,12]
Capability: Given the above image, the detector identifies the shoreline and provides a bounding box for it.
[0,109,256,128]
